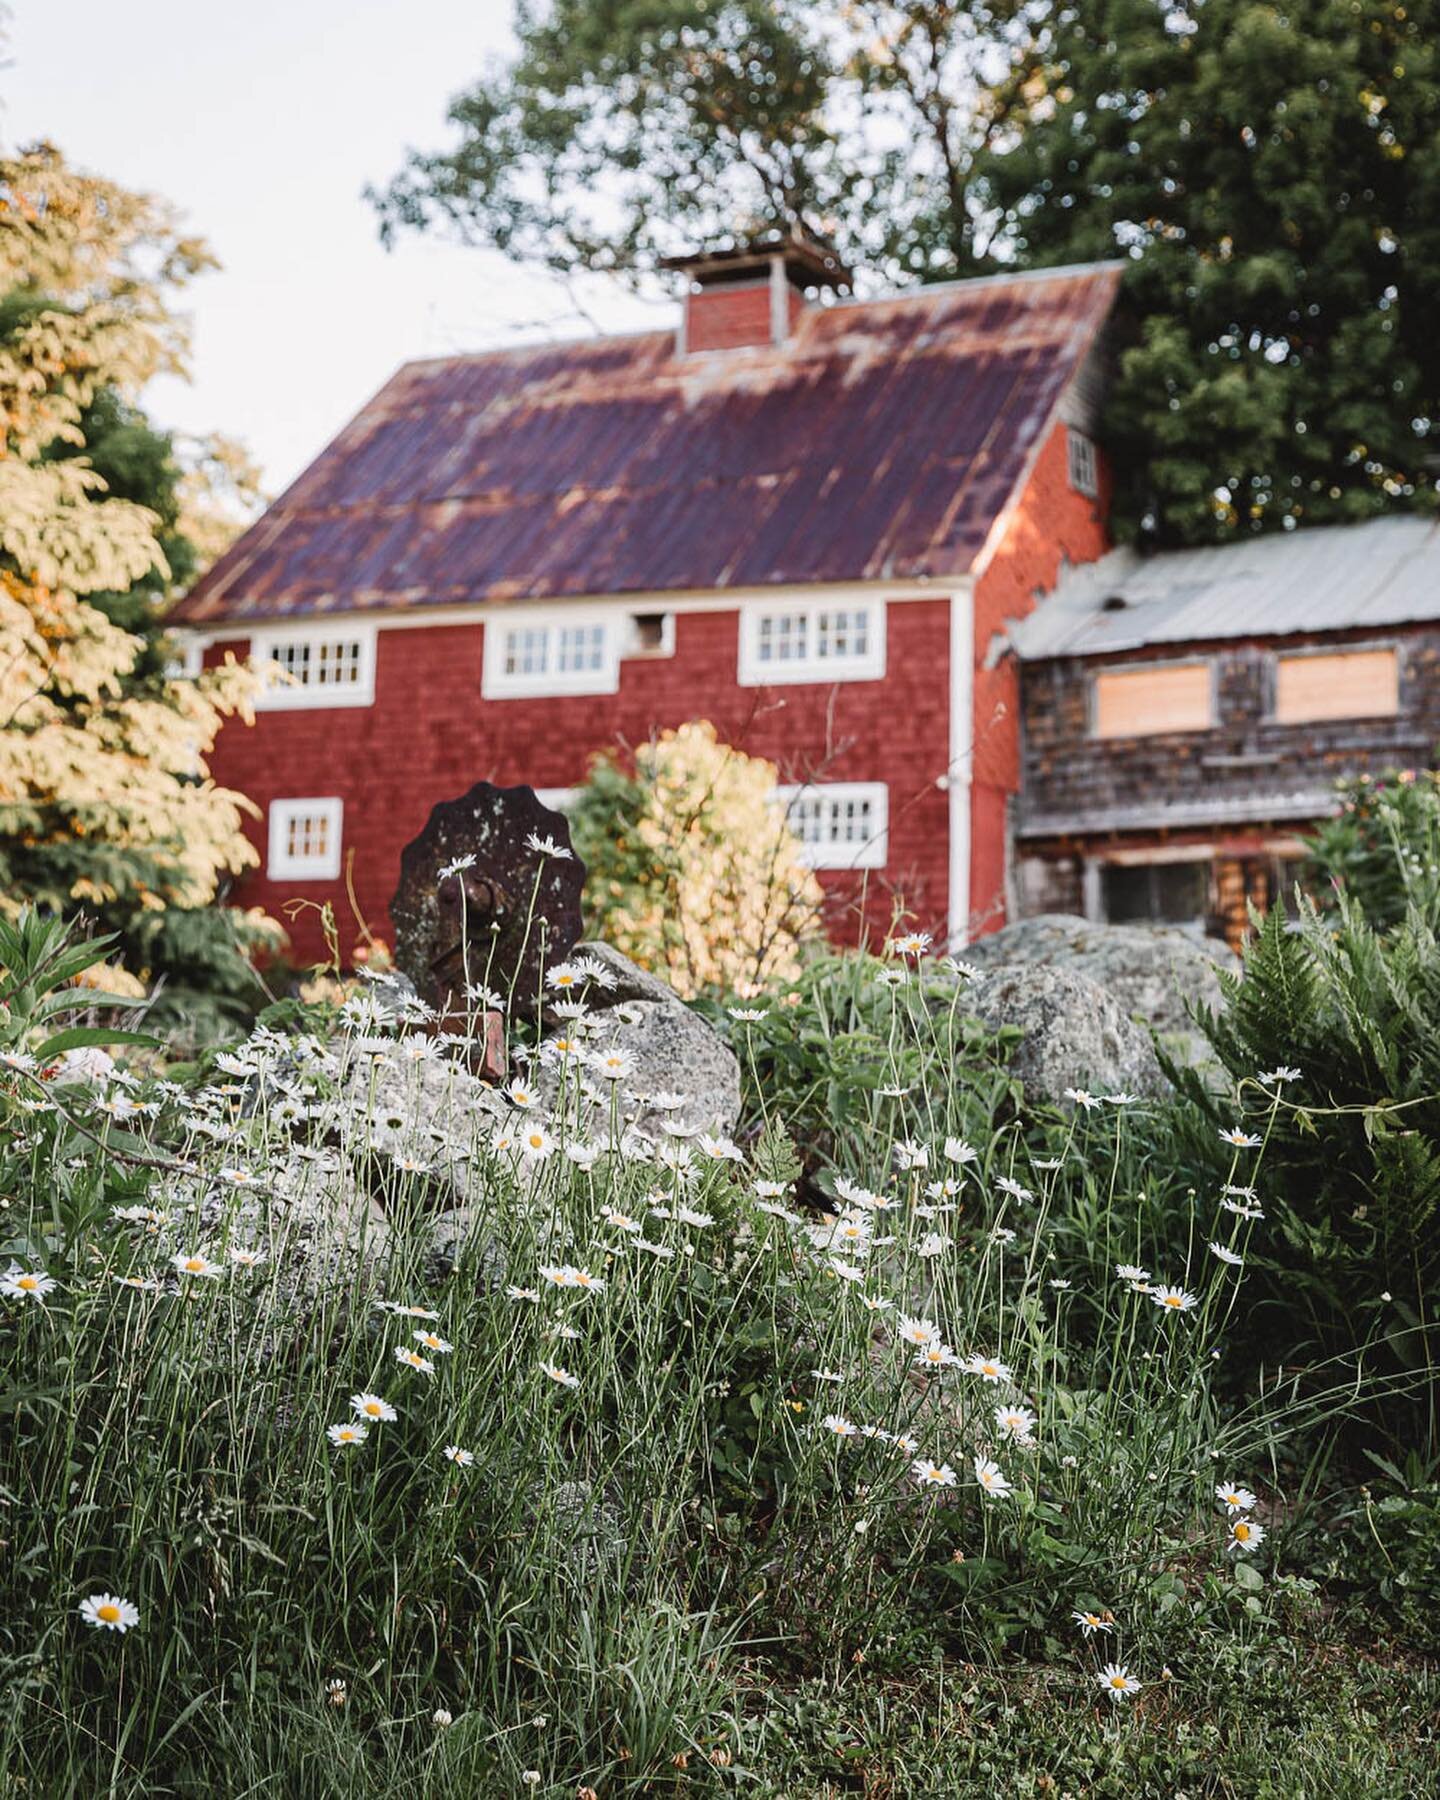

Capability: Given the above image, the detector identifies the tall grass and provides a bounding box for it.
[0,921,1337,1793]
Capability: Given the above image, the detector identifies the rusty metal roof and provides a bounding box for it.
[1012,515,1440,660]
[174,262,1122,626]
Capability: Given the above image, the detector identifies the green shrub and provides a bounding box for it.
[1306,766,1440,930]
[1168,891,1440,1421]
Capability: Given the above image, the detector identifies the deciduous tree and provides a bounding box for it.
[0,143,275,1036]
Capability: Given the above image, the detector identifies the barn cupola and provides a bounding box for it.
[662,230,851,355]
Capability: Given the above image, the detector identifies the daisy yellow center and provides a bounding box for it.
[364,1402,381,1416]
[1235,1522,1251,1540]
[1109,1675,1127,1689]
[528,1134,544,1148]
[981,1363,999,1375]
[185,1259,205,1272]
[97,1604,120,1623]
[1163,1294,1184,1307]
[17,1275,37,1290]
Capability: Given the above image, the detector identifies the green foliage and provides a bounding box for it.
[568,720,824,997]
[0,916,1383,1793]
[699,947,1021,1170]
[1176,892,1440,1414]
[977,0,1440,543]
[368,1,1048,283]
[1305,766,1440,931]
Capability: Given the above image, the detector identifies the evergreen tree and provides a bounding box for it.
[978,0,1440,541]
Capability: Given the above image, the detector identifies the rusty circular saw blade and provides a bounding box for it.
[391,783,586,1016]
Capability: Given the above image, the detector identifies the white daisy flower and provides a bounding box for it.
[973,1456,1013,1497]
[1096,1664,1141,1700]
[350,1393,398,1423]
[0,1263,56,1302]
[171,1252,222,1280]
[78,1593,140,1633]
[911,1459,958,1488]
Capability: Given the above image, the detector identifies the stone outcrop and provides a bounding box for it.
[961,914,1236,1068]
[963,963,1166,1105]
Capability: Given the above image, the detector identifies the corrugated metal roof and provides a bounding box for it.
[1012,516,1440,661]
[172,263,1122,625]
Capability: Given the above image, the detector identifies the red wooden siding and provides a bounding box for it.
[206,598,953,968]
[967,422,1112,936]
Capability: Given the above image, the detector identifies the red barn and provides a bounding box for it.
[171,239,1121,965]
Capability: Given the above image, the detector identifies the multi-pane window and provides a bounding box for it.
[268,798,343,881]
[1067,429,1099,498]
[740,600,885,684]
[775,782,889,870]
[252,629,375,707]
[558,623,606,673]
[484,614,618,696]
[503,627,550,678]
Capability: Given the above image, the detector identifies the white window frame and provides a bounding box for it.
[738,597,886,686]
[775,782,889,871]
[251,624,377,709]
[1068,429,1099,498]
[482,609,621,698]
[268,798,344,881]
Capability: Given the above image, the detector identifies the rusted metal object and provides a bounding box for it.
[173,265,1121,626]
[390,783,585,1076]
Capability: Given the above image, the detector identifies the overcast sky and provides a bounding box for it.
[5,0,659,494]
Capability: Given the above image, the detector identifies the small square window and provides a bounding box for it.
[268,798,343,881]
[504,627,549,678]
[558,623,606,673]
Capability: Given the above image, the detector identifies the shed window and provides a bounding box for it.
[739,600,885,685]
[1093,663,1212,738]
[775,782,888,870]
[1274,648,1398,723]
[268,798,343,881]
[252,628,376,708]
[1102,861,1209,926]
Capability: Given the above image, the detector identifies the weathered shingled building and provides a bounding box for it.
[1009,516,1440,949]
[171,240,1122,963]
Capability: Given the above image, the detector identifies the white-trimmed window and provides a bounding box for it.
[483,611,620,697]
[776,782,889,870]
[268,798,343,881]
[738,599,885,685]
[1068,429,1099,498]
[251,626,376,708]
